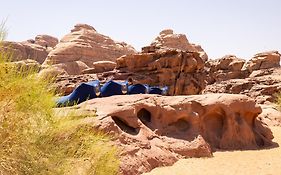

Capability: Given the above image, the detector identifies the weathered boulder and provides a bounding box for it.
[203,67,281,104]
[209,55,245,71]
[0,34,58,64]
[1,41,48,64]
[38,66,68,80]
[243,51,280,72]
[206,55,247,83]
[43,24,136,75]
[62,94,273,175]
[34,35,58,48]
[150,29,208,61]
[258,104,281,127]
[82,61,116,74]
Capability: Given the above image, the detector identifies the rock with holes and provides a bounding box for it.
[65,94,273,175]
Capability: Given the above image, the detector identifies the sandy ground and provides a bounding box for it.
[144,127,281,175]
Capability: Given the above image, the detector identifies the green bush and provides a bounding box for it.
[0,22,119,175]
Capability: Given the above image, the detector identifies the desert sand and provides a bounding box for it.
[144,127,281,175]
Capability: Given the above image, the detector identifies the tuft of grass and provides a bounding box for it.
[0,21,119,175]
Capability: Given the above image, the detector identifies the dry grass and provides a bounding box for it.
[0,22,119,175]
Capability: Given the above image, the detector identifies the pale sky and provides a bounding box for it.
[1,0,281,59]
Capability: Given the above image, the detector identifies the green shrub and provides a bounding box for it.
[0,22,119,175]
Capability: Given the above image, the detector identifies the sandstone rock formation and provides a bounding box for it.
[243,51,281,72]
[149,29,208,61]
[1,41,48,64]
[204,51,281,103]
[203,67,281,125]
[1,35,58,64]
[60,94,273,175]
[114,48,206,95]
[258,104,281,127]
[43,24,136,75]
[205,55,247,83]
[204,68,281,102]
[34,34,58,48]
[81,60,116,74]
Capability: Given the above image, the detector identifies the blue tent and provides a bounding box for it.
[128,84,148,94]
[100,80,128,97]
[56,80,100,107]
[148,86,169,95]
[56,80,169,107]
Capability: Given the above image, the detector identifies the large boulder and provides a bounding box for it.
[43,24,136,75]
[81,60,116,74]
[206,55,247,83]
[243,51,280,72]
[61,94,273,175]
[34,35,58,48]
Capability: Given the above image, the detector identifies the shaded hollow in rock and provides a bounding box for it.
[137,108,152,127]
[111,116,139,135]
[202,109,225,148]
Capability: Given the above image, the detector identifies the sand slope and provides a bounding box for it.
[144,127,281,175]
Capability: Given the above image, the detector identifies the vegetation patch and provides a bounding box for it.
[0,22,119,175]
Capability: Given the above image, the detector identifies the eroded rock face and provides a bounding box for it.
[258,104,281,127]
[150,29,208,61]
[203,67,281,104]
[66,94,273,175]
[43,24,136,75]
[1,34,59,64]
[1,41,49,64]
[206,55,247,83]
[114,49,206,95]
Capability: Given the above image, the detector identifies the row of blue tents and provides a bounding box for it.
[56,80,168,107]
